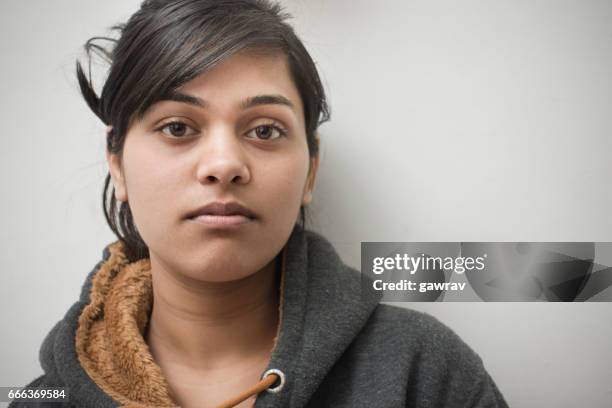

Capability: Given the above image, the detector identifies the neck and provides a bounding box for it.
[145,254,281,373]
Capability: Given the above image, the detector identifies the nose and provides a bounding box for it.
[195,128,251,186]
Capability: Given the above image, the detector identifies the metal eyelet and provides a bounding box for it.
[261,368,285,394]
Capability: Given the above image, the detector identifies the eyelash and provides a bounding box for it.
[155,120,288,140]
[245,121,288,140]
[156,121,197,138]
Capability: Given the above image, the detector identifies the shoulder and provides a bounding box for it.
[367,304,484,366]
[357,304,508,407]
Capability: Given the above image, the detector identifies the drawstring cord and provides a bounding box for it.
[216,370,283,408]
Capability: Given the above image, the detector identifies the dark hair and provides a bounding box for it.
[76,0,330,261]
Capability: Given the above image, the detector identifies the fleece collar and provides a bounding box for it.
[74,242,175,407]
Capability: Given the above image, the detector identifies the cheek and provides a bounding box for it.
[261,150,310,209]
[121,138,183,227]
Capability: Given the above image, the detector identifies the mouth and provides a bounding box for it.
[185,201,257,227]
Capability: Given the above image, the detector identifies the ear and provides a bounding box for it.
[106,147,128,202]
[302,137,320,206]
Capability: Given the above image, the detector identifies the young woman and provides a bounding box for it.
[12,1,508,407]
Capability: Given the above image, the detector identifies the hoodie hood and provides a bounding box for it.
[38,226,382,407]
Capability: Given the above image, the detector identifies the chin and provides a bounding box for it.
[180,253,269,284]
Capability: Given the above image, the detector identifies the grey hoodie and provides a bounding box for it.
[10,226,509,407]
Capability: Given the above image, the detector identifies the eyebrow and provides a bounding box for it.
[159,91,295,112]
[240,94,295,111]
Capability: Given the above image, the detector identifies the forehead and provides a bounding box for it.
[176,51,304,116]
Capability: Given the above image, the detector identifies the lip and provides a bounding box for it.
[185,201,257,225]
[189,213,252,226]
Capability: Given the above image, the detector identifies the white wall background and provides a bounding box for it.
[1,1,611,407]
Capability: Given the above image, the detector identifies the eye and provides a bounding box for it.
[246,123,287,141]
[158,121,197,138]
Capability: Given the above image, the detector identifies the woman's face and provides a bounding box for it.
[107,51,318,282]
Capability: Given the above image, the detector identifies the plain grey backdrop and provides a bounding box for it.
[1,1,611,407]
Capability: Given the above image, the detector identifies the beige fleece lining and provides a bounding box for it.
[75,241,286,408]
